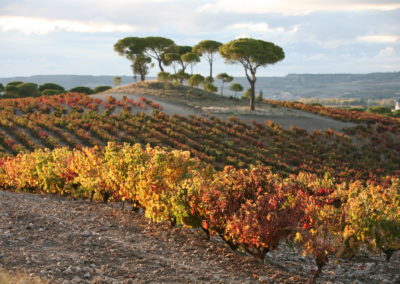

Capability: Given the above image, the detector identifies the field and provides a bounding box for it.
[0,82,399,283]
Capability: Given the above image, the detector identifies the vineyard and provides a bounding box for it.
[0,93,399,180]
[0,92,399,282]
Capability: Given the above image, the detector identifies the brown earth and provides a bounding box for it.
[97,81,356,132]
[1,190,399,284]
[0,190,307,284]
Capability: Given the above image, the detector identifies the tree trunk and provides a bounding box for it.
[382,248,395,262]
[209,62,213,83]
[140,72,145,81]
[180,62,186,74]
[245,69,257,111]
[158,60,164,72]
[249,80,256,110]
[220,82,224,96]
[309,260,324,284]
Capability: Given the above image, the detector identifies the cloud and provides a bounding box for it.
[0,16,140,34]
[225,22,301,46]
[199,0,400,15]
[376,46,397,57]
[357,35,399,43]
[228,22,299,34]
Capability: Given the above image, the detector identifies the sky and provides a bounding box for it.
[0,0,399,78]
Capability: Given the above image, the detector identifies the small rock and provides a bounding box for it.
[39,269,47,275]
[82,230,91,236]
[365,262,374,272]
[54,268,61,274]
[83,272,91,279]
[71,276,82,284]
[64,266,73,274]
[259,276,271,282]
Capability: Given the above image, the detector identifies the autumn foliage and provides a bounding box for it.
[0,144,398,277]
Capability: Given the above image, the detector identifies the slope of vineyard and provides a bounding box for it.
[0,90,399,181]
[0,86,399,283]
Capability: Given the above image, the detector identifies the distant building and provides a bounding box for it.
[395,100,400,111]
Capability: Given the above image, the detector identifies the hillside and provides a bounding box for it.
[0,81,399,179]
[1,71,400,100]
[0,81,399,181]
[0,82,399,284]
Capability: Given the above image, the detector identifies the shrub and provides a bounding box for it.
[4,85,19,97]
[242,88,251,99]
[6,81,24,86]
[93,86,112,93]
[229,83,243,97]
[188,74,204,88]
[341,178,400,261]
[392,110,400,117]
[367,106,392,116]
[39,83,65,92]
[204,83,217,93]
[195,166,305,258]
[41,89,63,96]
[69,86,93,94]
[157,71,171,82]
[17,82,39,97]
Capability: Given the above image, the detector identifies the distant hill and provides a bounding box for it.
[1,72,399,100]
[0,75,136,89]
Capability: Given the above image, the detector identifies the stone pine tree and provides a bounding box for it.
[229,83,243,98]
[193,40,222,83]
[162,45,192,74]
[131,54,152,81]
[181,52,200,75]
[216,73,233,96]
[114,36,175,78]
[113,37,152,81]
[220,38,284,110]
[143,36,175,72]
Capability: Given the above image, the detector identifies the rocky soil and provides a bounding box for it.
[0,190,399,284]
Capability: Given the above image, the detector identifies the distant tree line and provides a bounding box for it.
[114,36,285,110]
[0,81,112,99]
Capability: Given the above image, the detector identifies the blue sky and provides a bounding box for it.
[0,0,399,78]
